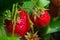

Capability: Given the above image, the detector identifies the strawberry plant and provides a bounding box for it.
[0,0,60,40]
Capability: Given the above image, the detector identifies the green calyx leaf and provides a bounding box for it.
[37,0,50,9]
[4,10,11,20]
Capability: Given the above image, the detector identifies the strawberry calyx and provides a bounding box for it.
[33,8,47,19]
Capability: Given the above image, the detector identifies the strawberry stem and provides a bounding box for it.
[31,0,39,10]
[28,16,34,34]
[12,4,15,36]
[12,3,18,36]
[12,4,15,20]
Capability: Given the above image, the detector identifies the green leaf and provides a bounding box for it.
[7,36,20,40]
[0,27,8,40]
[21,1,34,14]
[46,19,60,34]
[4,10,11,20]
[37,0,50,9]
[41,19,60,35]
[22,1,34,9]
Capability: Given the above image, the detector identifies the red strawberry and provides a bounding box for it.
[14,22,27,36]
[5,10,30,37]
[30,10,50,27]
[5,20,12,34]
[18,10,30,31]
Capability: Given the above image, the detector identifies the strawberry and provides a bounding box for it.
[18,10,30,31]
[14,22,27,36]
[14,10,30,36]
[5,10,30,37]
[30,10,50,27]
[5,20,12,34]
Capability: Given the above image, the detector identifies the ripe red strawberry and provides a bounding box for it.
[14,22,27,36]
[15,10,30,36]
[18,10,30,31]
[30,10,50,27]
[5,20,12,34]
[5,10,30,37]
